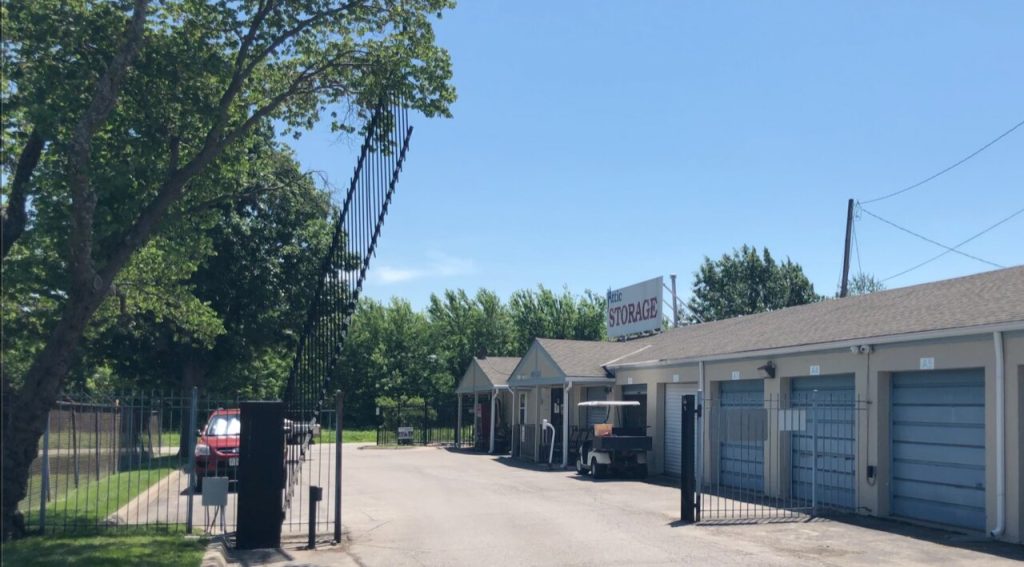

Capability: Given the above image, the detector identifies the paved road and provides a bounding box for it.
[239,445,1022,567]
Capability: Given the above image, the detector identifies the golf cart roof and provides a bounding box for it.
[577,401,641,407]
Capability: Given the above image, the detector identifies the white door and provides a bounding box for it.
[664,383,696,476]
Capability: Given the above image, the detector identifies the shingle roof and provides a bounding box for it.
[475,356,520,386]
[611,265,1024,367]
[536,337,659,378]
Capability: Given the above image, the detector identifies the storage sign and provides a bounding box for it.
[606,276,663,338]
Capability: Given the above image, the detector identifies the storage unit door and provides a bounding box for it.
[585,387,608,428]
[663,383,695,477]
[790,375,856,510]
[718,380,765,492]
[891,369,985,531]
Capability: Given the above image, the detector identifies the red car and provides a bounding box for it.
[194,408,240,491]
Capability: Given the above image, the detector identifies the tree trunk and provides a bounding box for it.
[1,289,104,540]
[177,352,207,456]
[1,130,44,260]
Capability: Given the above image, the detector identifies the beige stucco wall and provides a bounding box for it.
[610,329,1024,543]
[615,364,699,475]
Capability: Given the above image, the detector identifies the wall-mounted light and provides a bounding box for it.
[757,361,776,379]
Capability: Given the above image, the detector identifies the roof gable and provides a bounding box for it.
[455,356,521,394]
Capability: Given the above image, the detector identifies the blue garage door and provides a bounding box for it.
[892,370,985,531]
[791,375,856,510]
[719,380,765,492]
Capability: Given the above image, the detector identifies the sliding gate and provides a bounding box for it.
[681,385,863,524]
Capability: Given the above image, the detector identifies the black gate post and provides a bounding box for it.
[237,401,285,549]
[334,391,343,543]
[681,394,696,523]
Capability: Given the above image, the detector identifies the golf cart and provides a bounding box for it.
[575,400,652,480]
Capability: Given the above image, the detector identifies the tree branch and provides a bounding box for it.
[1,129,44,260]
[66,0,150,292]
[97,47,362,292]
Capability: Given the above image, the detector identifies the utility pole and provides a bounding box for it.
[840,198,854,298]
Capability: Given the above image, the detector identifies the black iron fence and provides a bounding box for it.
[375,401,466,447]
[692,391,866,523]
[282,399,340,540]
[16,390,246,535]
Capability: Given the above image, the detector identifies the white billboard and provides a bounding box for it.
[606,276,663,339]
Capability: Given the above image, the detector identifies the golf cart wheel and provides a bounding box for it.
[575,458,585,475]
[634,464,648,479]
[592,460,607,480]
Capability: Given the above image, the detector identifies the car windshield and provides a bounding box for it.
[206,415,240,436]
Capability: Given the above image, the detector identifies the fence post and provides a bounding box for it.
[681,394,696,523]
[186,387,198,534]
[72,408,80,488]
[39,411,50,533]
[695,389,704,521]
[811,389,818,516]
[334,391,343,543]
[422,400,428,445]
[94,407,101,481]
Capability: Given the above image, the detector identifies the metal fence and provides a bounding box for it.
[695,391,866,523]
[375,401,466,447]
[282,400,341,541]
[16,390,248,536]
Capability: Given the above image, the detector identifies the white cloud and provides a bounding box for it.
[376,266,423,284]
[372,252,476,285]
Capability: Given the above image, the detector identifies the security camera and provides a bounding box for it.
[859,345,873,354]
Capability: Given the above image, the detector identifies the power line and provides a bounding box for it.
[876,206,1024,282]
[860,118,1024,205]
[859,205,1005,268]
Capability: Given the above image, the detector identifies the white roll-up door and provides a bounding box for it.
[664,383,696,476]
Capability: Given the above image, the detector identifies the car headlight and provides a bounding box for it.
[195,443,210,457]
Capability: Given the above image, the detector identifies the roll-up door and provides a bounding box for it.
[891,369,985,531]
[585,386,608,428]
[664,383,696,476]
[719,380,765,492]
[790,375,855,510]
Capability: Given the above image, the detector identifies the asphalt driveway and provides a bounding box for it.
[243,444,1024,567]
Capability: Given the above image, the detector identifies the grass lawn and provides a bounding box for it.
[23,465,176,532]
[37,431,183,452]
[1,531,205,566]
[315,428,377,444]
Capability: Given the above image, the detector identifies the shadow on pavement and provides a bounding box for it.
[828,514,1024,562]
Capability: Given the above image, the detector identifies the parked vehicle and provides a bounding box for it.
[575,401,652,479]
[194,408,241,491]
[194,409,321,491]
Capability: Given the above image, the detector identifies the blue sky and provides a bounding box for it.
[289,1,1024,311]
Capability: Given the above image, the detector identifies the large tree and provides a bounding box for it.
[426,288,515,390]
[1,0,455,538]
[507,285,606,354]
[686,245,821,323]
